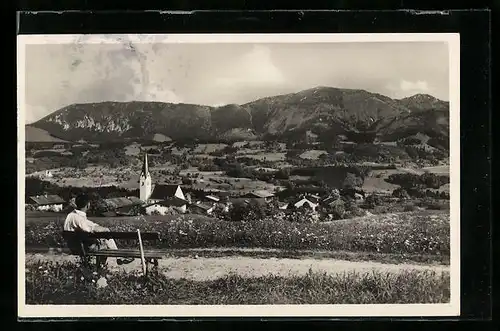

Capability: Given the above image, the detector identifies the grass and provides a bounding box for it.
[25,261,450,304]
[25,211,450,264]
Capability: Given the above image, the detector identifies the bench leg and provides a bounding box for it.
[143,259,159,277]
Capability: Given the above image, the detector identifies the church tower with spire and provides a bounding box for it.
[139,152,152,202]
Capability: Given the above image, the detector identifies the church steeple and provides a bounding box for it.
[139,152,152,202]
[141,152,149,177]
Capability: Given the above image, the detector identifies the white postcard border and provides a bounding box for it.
[17,33,461,318]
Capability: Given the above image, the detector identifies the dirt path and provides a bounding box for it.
[25,253,449,281]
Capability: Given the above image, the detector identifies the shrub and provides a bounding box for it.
[403,203,417,212]
[342,173,363,189]
[33,150,63,158]
[386,173,449,190]
[323,199,346,220]
[392,188,410,200]
[364,194,383,209]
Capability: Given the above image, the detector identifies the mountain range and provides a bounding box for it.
[25,86,450,145]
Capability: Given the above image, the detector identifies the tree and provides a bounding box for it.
[88,198,109,216]
[364,194,382,208]
[392,187,410,200]
[342,172,363,189]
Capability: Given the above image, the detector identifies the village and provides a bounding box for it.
[26,151,381,222]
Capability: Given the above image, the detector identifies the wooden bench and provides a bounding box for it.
[62,230,162,276]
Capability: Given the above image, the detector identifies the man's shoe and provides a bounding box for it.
[117,257,134,265]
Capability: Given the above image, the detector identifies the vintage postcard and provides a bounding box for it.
[17,33,460,318]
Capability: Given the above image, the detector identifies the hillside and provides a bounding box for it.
[27,87,450,145]
[397,94,449,112]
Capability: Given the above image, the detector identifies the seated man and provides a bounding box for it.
[63,194,134,266]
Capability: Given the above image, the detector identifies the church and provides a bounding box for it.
[139,153,188,215]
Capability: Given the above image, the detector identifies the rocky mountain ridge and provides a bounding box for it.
[26,86,450,145]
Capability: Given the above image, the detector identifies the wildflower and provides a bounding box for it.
[96,277,108,289]
[80,276,85,281]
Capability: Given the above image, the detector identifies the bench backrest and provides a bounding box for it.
[62,231,161,256]
[62,231,161,241]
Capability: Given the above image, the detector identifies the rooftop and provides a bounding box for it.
[104,196,143,209]
[150,184,182,200]
[28,195,65,206]
[243,190,275,199]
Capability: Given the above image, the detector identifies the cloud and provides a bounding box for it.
[400,80,429,92]
[386,79,430,98]
[212,45,287,89]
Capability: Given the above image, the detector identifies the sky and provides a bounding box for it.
[23,40,449,124]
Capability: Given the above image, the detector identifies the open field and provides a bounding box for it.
[25,211,450,265]
[423,165,450,174]
[25,260,450,304]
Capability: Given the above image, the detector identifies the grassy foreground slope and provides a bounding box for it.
[26,260,450,304]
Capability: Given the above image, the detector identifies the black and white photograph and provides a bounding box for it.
[17,33,460,317]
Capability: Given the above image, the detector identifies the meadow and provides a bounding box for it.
[25,211,450,265]
[25,260,450,304]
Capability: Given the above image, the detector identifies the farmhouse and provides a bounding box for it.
[190,202,216,215]
[242,190,275,202]
[144,197,188,215]
[229,197,267,208]
[204,195,220,203]
[292,197,319,211]
[148,185,188,213]
[103,196,143,216]
[278,202,289,210]
[322,189,341,204]
[28,195,66,212]
[305,194,321,204]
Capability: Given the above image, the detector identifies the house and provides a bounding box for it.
[148,186,188,213]
[242,190,275,202]
[144,197,188,215]
[28,195,66,212]
[322,196,336,205]
[292,197,319,211]
[305,194,321,204]
[204,195,220,203]
[354,193,364,201]
[229,197,267,208]
[341,187,366,199]
[190,202,216,215]
[103,196,143,216]
[278,202,289,210]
